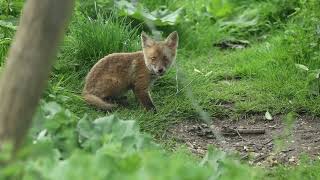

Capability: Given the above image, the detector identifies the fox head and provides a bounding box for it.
[141,31,179,76]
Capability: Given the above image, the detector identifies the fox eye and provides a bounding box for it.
[163,56,169,63]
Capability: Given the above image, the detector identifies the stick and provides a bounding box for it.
[221,126,265,136]
[0,0,74,151]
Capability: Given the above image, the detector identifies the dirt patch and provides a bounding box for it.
[168,115,320,166]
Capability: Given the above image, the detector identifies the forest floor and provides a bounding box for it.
[169,113,320,166]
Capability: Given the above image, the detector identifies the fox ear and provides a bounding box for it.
[141,31,154,48]
[166,31,179,49]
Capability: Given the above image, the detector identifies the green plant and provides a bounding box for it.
[218,0,300,38]
[0,101,264,179]
[0,0,23,18]
[206,0,233,19]
[115,0,184,26]
[75,0,114,19]
[55,13,140,90]
[282,0,320,67]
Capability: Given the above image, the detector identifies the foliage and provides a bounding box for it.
[55,13,140,89]
[282,0,320,67]
[0,102,263,179]
[218,0,300,38]
[206,0,234,19]
[0,0,23,18]
[75,0,114,19]
[115,0,184,26]
[1,0,320,179]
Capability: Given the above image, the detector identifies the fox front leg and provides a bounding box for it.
[133,88,157,113]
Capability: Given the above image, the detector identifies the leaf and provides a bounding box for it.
[194,68,202,74]
[36,129,48,141]
[205,71,213,77]
[265,111,273,120]
[77,114,95,140]
[43,101,62,118]
[77,114,157,152]
[115,0,183,26]
[159,8,183,26]
[295,64,309,71]
[207,0,233,18]
[0,20,17,30]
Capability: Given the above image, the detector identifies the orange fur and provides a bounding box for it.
[83,31,179,112]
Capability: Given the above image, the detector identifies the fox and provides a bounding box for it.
[82,31,179,112]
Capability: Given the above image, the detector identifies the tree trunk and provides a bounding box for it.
[0,0,74,151]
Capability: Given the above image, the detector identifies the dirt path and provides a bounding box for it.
[168,114,320,166]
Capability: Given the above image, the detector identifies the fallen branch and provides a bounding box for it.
[221,126,265,136]
[253,154,269,163]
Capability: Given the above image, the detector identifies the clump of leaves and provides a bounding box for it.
[30,101,79,158]
[206,0,233,19]
[115,0,183,26]
[77,114,157,153]
[218,0,300,38]
[1,101,264,179]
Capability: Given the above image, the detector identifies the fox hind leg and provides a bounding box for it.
[83,93,117,111]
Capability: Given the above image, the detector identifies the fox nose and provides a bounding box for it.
[157,68,164,74]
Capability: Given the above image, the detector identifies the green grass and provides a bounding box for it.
[41,0,320,137]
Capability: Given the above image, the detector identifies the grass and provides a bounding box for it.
[42,0,320,138]
[46,34,320,137]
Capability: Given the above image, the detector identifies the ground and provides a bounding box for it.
[168,113,320,166]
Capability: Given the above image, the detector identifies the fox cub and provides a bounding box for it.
[83,31,179,112]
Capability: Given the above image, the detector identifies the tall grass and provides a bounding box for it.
[53,14,140,90]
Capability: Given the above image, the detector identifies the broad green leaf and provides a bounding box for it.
[77,114,95,140]
[43,101,62,118]
[115,0,183,26]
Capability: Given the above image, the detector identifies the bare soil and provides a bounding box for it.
[168,114,320,166]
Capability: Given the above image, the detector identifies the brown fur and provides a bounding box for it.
[83,31,179,112]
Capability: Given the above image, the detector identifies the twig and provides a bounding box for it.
[253,154,269,163]
[281,148,295,153]
[263,139,273,145]
[221,126,265,136]
[235,129,249,142]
